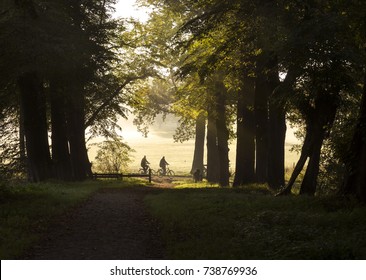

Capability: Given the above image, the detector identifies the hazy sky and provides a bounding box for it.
[114,0,149,20]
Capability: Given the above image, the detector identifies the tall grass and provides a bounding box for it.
[145,185,366,259]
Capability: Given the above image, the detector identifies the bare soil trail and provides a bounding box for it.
[24,186,166,260]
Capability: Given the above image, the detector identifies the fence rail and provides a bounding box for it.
[92,171,152,183]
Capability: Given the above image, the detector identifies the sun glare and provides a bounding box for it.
[114,0,150,21]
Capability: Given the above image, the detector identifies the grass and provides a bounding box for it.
[0,179,147,259]
[144,184,366,259]
[1,177,365,260]
[173,180,220,189]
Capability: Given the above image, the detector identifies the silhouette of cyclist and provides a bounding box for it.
[141,155,150,174]
[159,156,169,175]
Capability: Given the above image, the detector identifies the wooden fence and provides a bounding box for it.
[92,170,152,183]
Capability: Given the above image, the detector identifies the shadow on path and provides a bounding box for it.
[25,187,165,260]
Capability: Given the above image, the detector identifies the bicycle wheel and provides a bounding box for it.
[157,168,164,177]
[167,169,175,177]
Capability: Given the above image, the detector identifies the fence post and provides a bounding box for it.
[149,168,152,183]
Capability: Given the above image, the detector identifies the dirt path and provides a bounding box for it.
[24,187,165,260]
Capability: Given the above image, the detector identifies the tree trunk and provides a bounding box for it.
[267,70,286,190]
[215,81,230,187]
[66,87,91,181]
[254,72,269,183]
[19,104,26,168]
[277,130,312,195]
[206,109,219,183]
[268,66,300,191]
[233,77,256,187]
[299,95,338,195]
[268,104,286,190]
[18,72,51,182]
[299,129,325,195]
[190,112,206,176]
[50,81,72,180]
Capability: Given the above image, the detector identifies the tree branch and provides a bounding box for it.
[84,73,151,129]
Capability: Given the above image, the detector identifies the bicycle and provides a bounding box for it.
[157,167,175,178]
[138,166,150,175]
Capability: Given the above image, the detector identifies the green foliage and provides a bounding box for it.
[132,78,176,136]
[145,186,366,259]
[119,9,184,137]
[92,138,135,173]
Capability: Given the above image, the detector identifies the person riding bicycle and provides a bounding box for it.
[141,155,150,174]
[159,156,169,175]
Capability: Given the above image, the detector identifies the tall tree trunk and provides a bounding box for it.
[19,104,26,168]
[268,99,286,189]
[18,72,51,182]
[267,64,285,190]
[299,128,325,195]
[190,112,206,176]
[268,66,300,190]
[206,109,219,183]
[66,86,91,181]
[277,130,312,195]
[233,77,256,187]
[215,81,230,187]
[254,71,269,183]
[50,81,72,180]
[342,71,366,202]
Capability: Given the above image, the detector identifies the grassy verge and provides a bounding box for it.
[0,179,144,259]
[145,185,366,259]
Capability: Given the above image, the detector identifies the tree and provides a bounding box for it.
[18,72,52,181]
[92,138,134,173]
[340,0,366,202]
[276,0,361,195]
[233,76,256,186]
[0,0,130,182]
[342,72,366,202]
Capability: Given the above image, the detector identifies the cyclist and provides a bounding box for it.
[159,156,169,175]
[140,155,150,174]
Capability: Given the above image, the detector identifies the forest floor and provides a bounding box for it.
[23,181,174,260]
